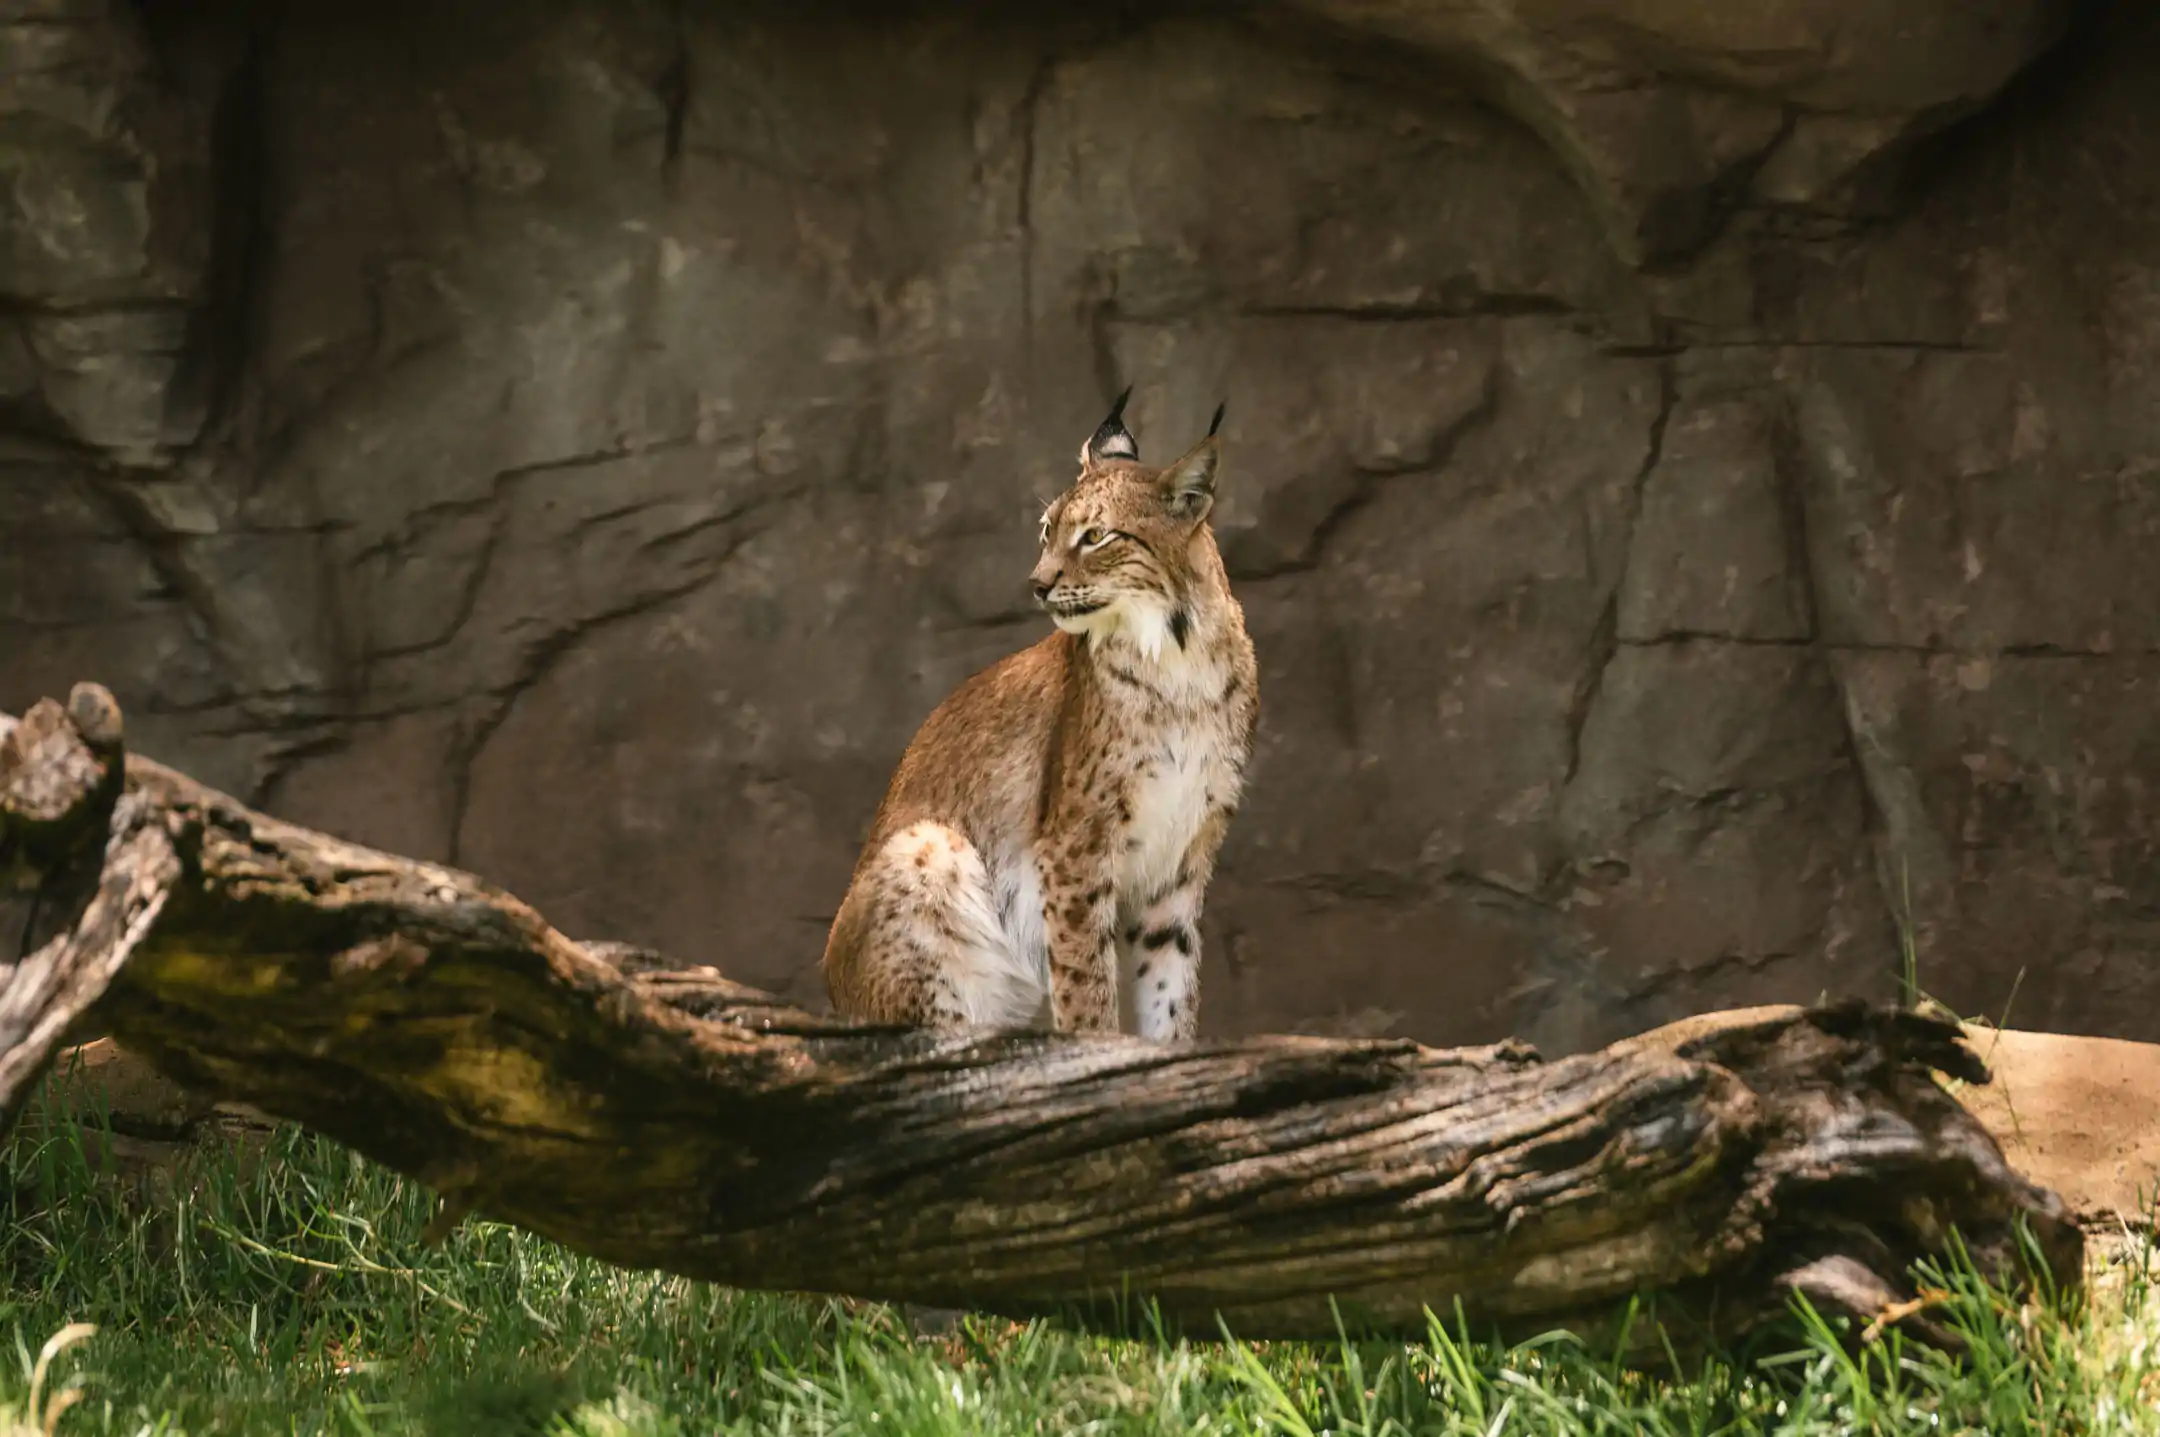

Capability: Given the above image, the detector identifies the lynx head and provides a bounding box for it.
[1029,389,1227,659]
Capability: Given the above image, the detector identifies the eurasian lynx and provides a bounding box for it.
[821,394,1258,1039]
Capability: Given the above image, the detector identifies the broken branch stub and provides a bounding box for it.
[2,685,125,871]
[0,684,166,1132]
[0,685,2083,1355]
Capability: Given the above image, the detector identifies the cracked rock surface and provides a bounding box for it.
[3,0,2155,1052]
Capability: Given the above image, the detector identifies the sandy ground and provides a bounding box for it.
[1958,1024,2160,1227]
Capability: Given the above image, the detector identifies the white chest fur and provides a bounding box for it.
[1117,716,1240,900]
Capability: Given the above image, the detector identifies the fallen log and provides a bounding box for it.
[0,683,2081,1354]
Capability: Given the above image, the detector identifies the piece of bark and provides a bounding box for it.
[0,687,2083,1356]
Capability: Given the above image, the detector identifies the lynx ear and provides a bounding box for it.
[1160,421,1222,524]
[1081,386,1139,468]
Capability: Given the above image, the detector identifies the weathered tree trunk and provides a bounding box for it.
[0,684,2081,1355]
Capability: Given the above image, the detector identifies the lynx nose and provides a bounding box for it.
[1029,560,1062,604]
[1031,577,1055,604]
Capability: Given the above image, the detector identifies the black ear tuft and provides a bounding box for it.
[1207,402,1226,438]
[1086,386,1140,464]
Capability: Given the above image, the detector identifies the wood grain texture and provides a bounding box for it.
[0,685,2083,1355]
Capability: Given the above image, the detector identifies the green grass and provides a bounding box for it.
[1,1109,2156,1436]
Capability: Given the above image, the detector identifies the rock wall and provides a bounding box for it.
[6,0,2158,1053]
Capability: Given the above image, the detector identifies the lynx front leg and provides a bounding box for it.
[1038,832,1119,1033]
[1129,815,1233,1042]
[1127,879,1202,1041]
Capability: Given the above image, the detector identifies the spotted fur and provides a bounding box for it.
[821,397,1258,1039]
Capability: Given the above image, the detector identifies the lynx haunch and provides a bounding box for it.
[821,394,1258,1039]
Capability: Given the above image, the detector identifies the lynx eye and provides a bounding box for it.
[1077,526,1110,551]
